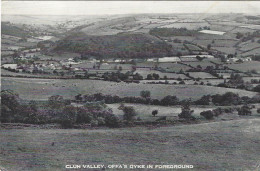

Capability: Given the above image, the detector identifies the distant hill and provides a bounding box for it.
[51,32,177,59]
[1,22,31,38]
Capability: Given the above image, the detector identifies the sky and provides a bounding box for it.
[2,1,260,16]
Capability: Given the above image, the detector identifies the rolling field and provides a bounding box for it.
[0,118,259,170]
[188,72,216,79]
[133,69,188,79]
[226,61,260,73]
[2,77,258,101]
[107,103,216,121]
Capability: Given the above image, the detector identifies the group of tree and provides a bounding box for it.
[75,91,260,107]
[147,73,160,80]
[0,90,120,128]
[53,33,175,59]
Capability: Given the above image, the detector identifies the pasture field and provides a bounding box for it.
[158,63,192,72]
[184,44,202,51]
[243,76,260,82]
[230,27,258,34]
[188,72,216,79]
[158,22,210,30]
[226,61,260,73]
[185,79,225,85]
[2,77,258,101]
[182,61,215,69]
[241,47,260,57]
[134,69,188,79]
[107,103,216,120]
[169,36,195,42]
[0,119,259,171]
[238,39,260,52]
[213,46,237,54]
[209,24,236,32]
[192,39,237,48]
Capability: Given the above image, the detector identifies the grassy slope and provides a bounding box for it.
[0,118,259,170]
[2,77,258,101]
[1,22,31,38]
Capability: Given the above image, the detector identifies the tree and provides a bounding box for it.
[1,90,20,122]
[140,90,151,99]
[75,94,83,101]
[200,110,214,120]
[60,106,78,128]
[147,74,153,80]
[178,100,194,119]
[207,44,211,50]
[238,105,252,116]
[236,32,244,39]
[253,85,260,92]
[48,95,65,109]
[152,73,160,80]
[195,95,211,105]
[160,95,179,106]
[152,110,158,117]
[120,106,137,122]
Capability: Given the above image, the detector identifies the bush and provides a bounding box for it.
[257,108,260,113]
[200,110,214,120]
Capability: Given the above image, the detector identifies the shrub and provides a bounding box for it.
[257,108,260,113]
[200,110,214,120]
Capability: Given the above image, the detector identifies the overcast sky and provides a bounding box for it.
[2,1,260,15]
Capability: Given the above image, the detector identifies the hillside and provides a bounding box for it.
[1,22,32,38]
[1,118,259,170]
[51,32,176,59]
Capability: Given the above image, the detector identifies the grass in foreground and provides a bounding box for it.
[0,118,259,171]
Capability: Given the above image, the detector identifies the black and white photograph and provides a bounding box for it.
[1,1,260,170]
